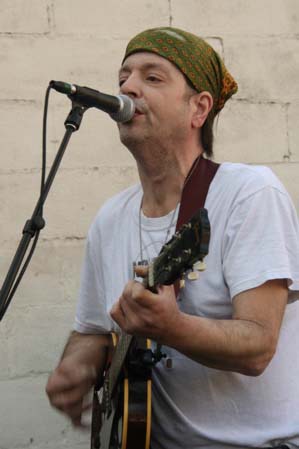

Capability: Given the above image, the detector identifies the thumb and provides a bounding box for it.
[134,265,149,278]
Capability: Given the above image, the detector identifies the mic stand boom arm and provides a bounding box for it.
[0,102,87,321]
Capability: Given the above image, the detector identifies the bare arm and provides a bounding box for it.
[46,331,111,426]
[163,279,288,375]
[111,271,288,376]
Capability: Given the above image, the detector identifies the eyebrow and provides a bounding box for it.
[118,62,169,76]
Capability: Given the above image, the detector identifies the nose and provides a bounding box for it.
[120,73,141,98]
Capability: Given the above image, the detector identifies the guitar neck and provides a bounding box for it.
[107,332,133,396]
[106,272,153,397]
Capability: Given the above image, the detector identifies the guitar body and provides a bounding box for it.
[91,337,152,449]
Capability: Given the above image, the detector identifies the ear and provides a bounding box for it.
[190,91,214,129]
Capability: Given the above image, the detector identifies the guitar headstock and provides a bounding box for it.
[147,208,210,289]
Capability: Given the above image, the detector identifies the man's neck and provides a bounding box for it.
[136,145,203,218]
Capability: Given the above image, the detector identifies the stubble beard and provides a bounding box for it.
[118,116,154,160]
[118,104,190,167]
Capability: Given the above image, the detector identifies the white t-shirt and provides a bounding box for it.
[75,162,299,449]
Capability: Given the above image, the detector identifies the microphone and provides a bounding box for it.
[50,80,135,123]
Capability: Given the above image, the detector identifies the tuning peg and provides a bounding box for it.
[179,278,186,289]
[183,249,192,256]
[193,260,206,272]
[187,271,199,281]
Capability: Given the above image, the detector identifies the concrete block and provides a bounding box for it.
[269,162,299,213]
[0,102,135,171]
[171,0,299,36]
[288,102,299,162]
[53,0,170,38]
[0,324,10,380]
[2,304,75,378]
[0,165,139,244]
[47,105,136,170]
[0,241,83,315]
[20,439,88,449]
[0,102,46,171]
[0,375,89,449]
[224,38,299,103]
[214,100,288,164]
[0,36,129,101]
[0,0,49,34]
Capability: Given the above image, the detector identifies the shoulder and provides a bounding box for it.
[217,162,286,191]
[212,162,290,207]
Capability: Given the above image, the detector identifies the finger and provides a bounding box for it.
[110,301,120,317]
[112,295,141,334]
[49,391,79,410]
[157,283,176,296]
[119,287,144,314]
[110,300,126,327]
[71,418,89,429]
[65,402,87,427]
[71,410,91,430]
[122,279,141,299]
[134,265,149,278]
[123,280,149,305]
[49,380,93,410]
[47,364,96,397]
[46,372,73,395]
[66,398,92,419]
[66,395,93,430]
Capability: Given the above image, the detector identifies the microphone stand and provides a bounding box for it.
[0,102,88,321]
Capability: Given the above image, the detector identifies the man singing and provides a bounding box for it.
[46,27,299,449]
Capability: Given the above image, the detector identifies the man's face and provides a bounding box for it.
[117,52,194,152]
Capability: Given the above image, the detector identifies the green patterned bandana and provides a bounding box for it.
[123,27,238,117]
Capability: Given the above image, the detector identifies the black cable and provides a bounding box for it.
[0,86,51,317]
[41,85,50,198]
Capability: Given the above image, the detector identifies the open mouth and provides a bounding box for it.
[135,107,144,115]
[133,109,144,118]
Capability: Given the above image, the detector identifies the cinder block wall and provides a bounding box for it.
[0,1,298,448]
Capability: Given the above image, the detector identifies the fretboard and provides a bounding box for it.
[107,333,133,397]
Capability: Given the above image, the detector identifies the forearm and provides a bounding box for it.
[61,331,111,378]
[46,330,112,425]
[162,313,275,376]
[111,277,287,377]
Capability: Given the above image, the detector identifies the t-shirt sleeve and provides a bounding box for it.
[73,226,116,334]
[222,185,299,301]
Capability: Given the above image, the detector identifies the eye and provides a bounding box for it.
[147,75,161,83]
[119,79,127,87]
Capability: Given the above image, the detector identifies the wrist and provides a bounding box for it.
[62,332,110,374]
[158,310,190,348]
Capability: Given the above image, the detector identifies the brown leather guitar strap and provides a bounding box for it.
[174,156,220,296]
[176,156,220,230]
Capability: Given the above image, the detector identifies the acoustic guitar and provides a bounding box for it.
[91,207,210,449]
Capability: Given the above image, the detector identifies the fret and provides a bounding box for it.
[108,333,133,397]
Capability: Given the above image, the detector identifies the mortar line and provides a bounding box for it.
[0,165,136,175]
[0,30,298,39]
[168,0,173,26]
[46,0,55,35]
[283,102,292,161]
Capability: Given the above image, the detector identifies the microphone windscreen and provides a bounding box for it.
[110,95,135,123]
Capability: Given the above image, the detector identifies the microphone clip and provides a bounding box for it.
[64,102,88,131]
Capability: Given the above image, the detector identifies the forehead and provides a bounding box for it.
[119,51,184,77]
